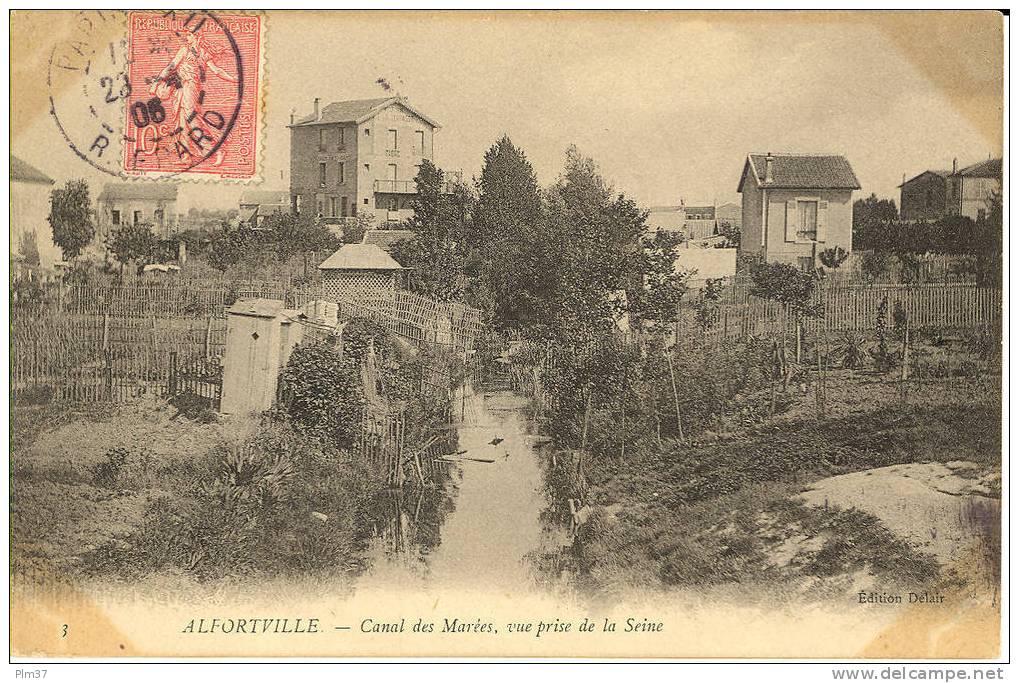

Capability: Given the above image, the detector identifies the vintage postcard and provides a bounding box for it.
[9,10,1005,661]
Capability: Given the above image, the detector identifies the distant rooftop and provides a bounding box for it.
[240,189,290,206]
[899,169,952,188]
[98,182,178,202]
[739,154,861,192]
[319,243,404,271]
[290,96,440,129]
[955,158,1001,179]
[10,155,54,184]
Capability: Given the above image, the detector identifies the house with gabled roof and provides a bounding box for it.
[900,157,1001,222]
[899,169,951,222]
[737,153,860,270]
[948,158,1001,221]
[288,96,441,227]
[10,154,59,269]
[238,189,290,230]
[96,182,179,242]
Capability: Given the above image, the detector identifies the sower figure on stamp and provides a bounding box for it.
[150,30,237,166]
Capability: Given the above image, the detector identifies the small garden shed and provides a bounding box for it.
[318,244,404,304]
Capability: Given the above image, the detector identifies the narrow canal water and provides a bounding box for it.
[355,383,570,595]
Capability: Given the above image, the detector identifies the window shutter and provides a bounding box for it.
[785,200,797,241]
[816,200,829,242]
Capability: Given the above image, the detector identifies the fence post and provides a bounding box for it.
[205,316,213,359]
[168,351,178,397]
[665,352,686,445]
[104,350,113,401]
[795,319,802,364]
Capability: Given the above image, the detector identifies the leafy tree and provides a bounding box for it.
[260,210,342,263]
[48,179,96,259]
[537,146,677,340]
[716,220,741,249]
[852,193,898,229]
[472,135,547,329]
[749,260,819,316]
[630,228,687,326]
[108,222,159,272]
[974,190,1002,287]
[392,160,473,303]
[208,222,253,271]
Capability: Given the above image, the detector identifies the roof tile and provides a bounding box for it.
[742,154,861,191]
[955,158,1001,178]
[319,243,404,270]
[10,155,54,184]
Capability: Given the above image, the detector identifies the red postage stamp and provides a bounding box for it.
[122,11,263,180]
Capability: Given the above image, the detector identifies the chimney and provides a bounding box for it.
[952,157,958,174]
[313,98,320,121]
[764,153,774,184]
[290,111,294,125]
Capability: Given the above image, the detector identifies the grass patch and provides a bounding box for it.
[573,376,999,596]
[79,421,382,582]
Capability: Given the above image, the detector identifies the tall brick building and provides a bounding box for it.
[288,96,440,226]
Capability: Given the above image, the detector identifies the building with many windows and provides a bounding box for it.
[288,96,441,226]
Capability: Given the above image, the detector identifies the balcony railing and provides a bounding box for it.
[374,179,457,194]
[374,179,417,194]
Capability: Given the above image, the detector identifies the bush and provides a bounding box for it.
[169,390,218,423]
[748,260,820,316]
[91,446,130,488]
[818,246,849,270]
[206,441,295,511]
[17,384,54,405]
[81,423,382,580]
[278,342,364,449]
[832,331,867,370]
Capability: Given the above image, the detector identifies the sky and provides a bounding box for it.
[12,11,1003,213]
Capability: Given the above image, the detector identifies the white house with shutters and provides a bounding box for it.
[737,153,860,270]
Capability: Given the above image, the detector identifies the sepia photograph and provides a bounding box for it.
[7,8,1006,664]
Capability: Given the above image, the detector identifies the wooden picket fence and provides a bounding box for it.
[353,391,458,488]
[689,282,1002,343]
[10,313,225,405]
[23,280,484,353]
